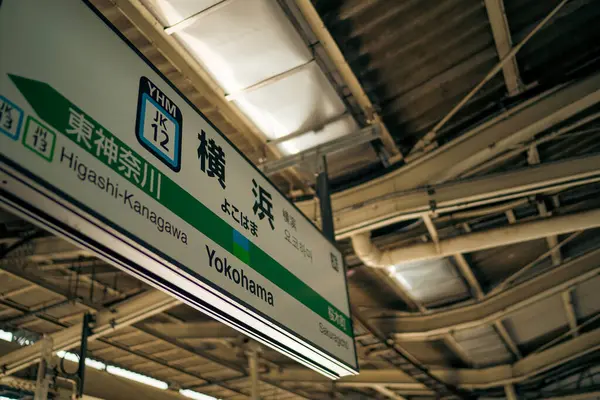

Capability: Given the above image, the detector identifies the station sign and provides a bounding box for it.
[0,0,358,378]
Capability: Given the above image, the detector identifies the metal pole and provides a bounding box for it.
[316,155,334,242]
[247,347,260,400]
[505,383,519,400]
[76,313,93,399]
[34,336,53,400]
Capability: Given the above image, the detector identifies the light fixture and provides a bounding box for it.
[179,389,220,400]
[106,365,168,390]
[56,351,106,370]
[0,329,13,342]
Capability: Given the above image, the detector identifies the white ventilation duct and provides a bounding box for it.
[352,208,600,268]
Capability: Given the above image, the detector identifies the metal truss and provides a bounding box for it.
[0,261,317,399]
[368,247,600,340]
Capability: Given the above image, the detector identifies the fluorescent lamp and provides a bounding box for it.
[0,330,13,342]
[85,358,106,370]
[57,350,79,363]
[107,365,168,390]
[179,389,219,400]
[56,351,106,370]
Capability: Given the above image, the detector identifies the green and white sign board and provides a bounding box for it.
[0,0,358,378]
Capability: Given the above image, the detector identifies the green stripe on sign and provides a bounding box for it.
[233,242,250,265]
[8,74,351,335]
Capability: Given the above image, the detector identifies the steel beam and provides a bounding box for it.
[494,320,522,360]
[294,0,401,159]
[538,201,562,266]
[0,300,280,400]
[260,125,380,175]
[529,146,563,267]
[492,231,583,294]
[484,0,524,96]
[12,236,92,262]
[505,384,519,400]
[141,321,240,340]
[331,154,600,238]
[295,70,600,234]
[0,376,38,393]
[444,334,473,367]
[134,325,314,399]
[352,208,600,266]
[164,0,238,35]
[225,59,316,102]
[506,209,517,224]
[0,285,37,301]
[412,0,568,153]
[368,248,600,339]
[265,327,600,390]
[33,336,53,400]
[454,254,484,300]
[0,264,309,400]
[461,111,600,180]
[0,290,179,376]
[373,385,407,400]
[454,327,600,389]
[562,290,579,337]
[351,307,467,399]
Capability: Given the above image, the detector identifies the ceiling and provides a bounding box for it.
[2,0,600,399]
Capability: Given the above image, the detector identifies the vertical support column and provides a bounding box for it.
[76,313,93,399]
[246,341,261,400]
[505,383,518,400]
[316,155,334,242]
[562,289,579,337]
[34,335,54,400]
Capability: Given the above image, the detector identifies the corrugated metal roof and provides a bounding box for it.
[390,259,471,307]
[315,0,600,184]
[507,0,600,85]
[574,275,600,320]
[503,294,569,351]
[453,325,514,367]
[315,0,504,153]
[398,339,466,368]
[470,239,549,290]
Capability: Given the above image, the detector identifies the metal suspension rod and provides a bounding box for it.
[316,156,334,242]
[76,313,93,398]
[33,336,53,400]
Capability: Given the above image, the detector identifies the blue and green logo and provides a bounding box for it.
[232,229,250,265]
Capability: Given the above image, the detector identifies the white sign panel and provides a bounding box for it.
[0,0,358,378]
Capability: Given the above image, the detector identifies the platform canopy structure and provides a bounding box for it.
[1,0,600,399]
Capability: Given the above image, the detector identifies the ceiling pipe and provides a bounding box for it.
[352,208,600,268]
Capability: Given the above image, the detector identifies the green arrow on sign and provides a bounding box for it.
[8,74,351,335]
